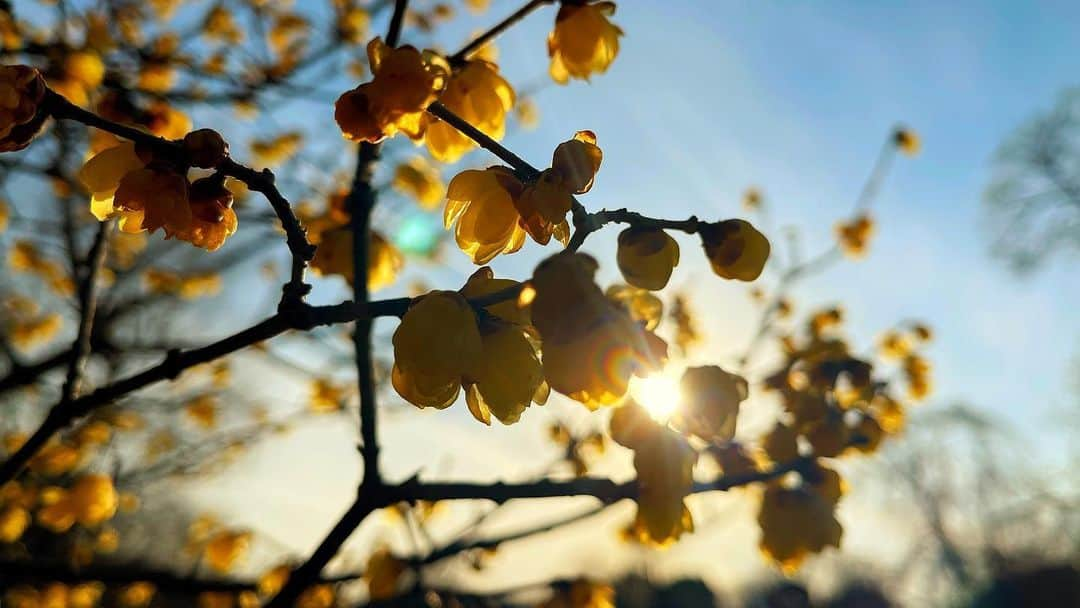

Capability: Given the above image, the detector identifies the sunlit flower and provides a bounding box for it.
[548,1,623,84]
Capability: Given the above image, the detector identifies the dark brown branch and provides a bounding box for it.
[448,0,555,66]
[60,220,112,401]
[426,101,540,179]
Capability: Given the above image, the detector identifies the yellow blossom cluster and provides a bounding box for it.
[79,132,238,251]
[445,131,601,263]
[392,268,545,425]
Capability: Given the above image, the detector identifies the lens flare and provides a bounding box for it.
[629,371,682,423]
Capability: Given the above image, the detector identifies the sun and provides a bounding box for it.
[629,370,683,423]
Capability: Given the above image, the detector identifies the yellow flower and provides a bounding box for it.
[532,253,666,408]
[894,126,920,156]
[758,485,842,572]
[548,2,623,84]
[465,323,543,425]
[204,530,252,573]
[171,174,238,251]
[250,132,302,166]
[616,227,680,290]
[392,290,482,409]
[674,366,748,442]
[903,353,932,401]
[365,547,406,600]
[421,59,514,162]
[186,395,218,429]
[0,505,29,542]
[309,378,345,413]
[699,219,770,281]
[612,402,696,546]
[743,187,763,210]
[118,582,157,608]
[112,165,191,236]
[459,266,531,326]
[0,65,48,152]
[835,213,874,258]
[310,227,403,290]
[444,166,527,264]
[37,474,118,533]
[516,131,602,245]
[515,97,540,130]
[335,38,449,143]
[392,156,444,208]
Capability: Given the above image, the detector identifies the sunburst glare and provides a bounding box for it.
[629,370,683,423]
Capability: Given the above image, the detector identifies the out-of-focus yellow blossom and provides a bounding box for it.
[36,474,118,533]
[95,526,120,553]
[335,37,449,143]
[743,187,763,210]
[269,13,310,52]
[532,253,666,408]
[872,394,906,434]
[894,126,920,156]
[250,132,302,166]
[515,97,540,130]
[392,290,482,409]
[204,529,252,573]
[421,59,514,162]
[0,198,8,232]
[337,6,371,44]
[65,50,105,90]
[118,582,157,608]
[903,353,932,401]
[144,269,223,299]
[606,284,663,330]
[674,366,748,442]
[8,240,73,296]
[911,322,933,342]
[0,504,29,542]
[0,65,48,152]
[758,484,842,572]
[310,227,403,290]
[850,414,885,454]
[185,395,218,429]
[539,579,615,608]
[517,131,602,245]
[547,2,623,84]
[29,442,83,476]
[670,294,700,355]
[878,329,912,359]
[204,7,244,44]
[296,586,335,608]
[138,61,176,93]
[616,227,680,290]
[445,166,527,264]
[835,213,874,258]
[365,547,407,600]
[257,564,291,597]
[465,0,491,14]
[392,156,444,208]
[699,219,770,281]
[309,378,345,413]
